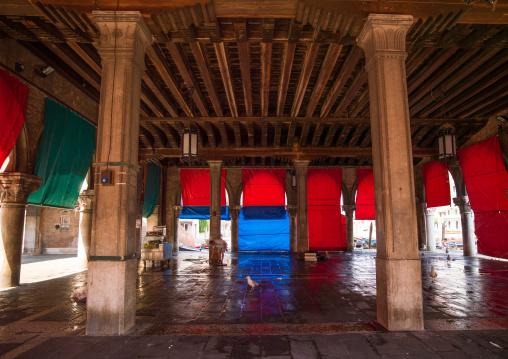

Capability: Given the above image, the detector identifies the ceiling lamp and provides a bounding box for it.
[182,128,198,158]
[462,0,498,9]
[437,126,456,160]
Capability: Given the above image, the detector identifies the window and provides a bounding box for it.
[448,221,451,227]
[60,215,70,228]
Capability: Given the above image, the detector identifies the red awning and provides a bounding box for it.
[422,160,451,208]
[180,169,227,206]
[242,169,286,206]
[356,168,375,220]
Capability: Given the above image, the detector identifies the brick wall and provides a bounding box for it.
[39,207,79,254]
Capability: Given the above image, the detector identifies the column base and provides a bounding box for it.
[86,258,137,335]
[376,257,424,331]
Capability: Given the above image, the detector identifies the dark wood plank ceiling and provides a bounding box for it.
[1,0,506,168]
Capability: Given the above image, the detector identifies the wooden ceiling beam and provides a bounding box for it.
[320,46,362,118]
[165,42,209,116]
[238,41,252,116]
[162,122,180,148]
[218,121,229,148]
[204,121,216,148]
[311,123,325,147]
[214,42,238,117]
[142,72,179,117]
[233,121,242,147]
[276,42,296,117]
[333,69,368,117]
[139,125,155,149]
[305,43,342,117]
[287,121,297,147]
[299,123,311,147]
[291,42,320,117]
[146,44,193,116]
[150,122,168,148]
[406,47,435,77]
[261,42,272,117]
[247,122,254,147]
[261,121,268,147]
[139,146,436,160]
[407,48,457,94]
[336,124,353,147]
[323,123,339,147]
[274,122,282,148]
[349,90,369,118]
[456,87,508,118]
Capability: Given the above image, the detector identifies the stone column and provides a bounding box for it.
[343,204,356,252]
[357,14,423,331]
[229,205,241,253]
[87,11,152,336]
[424,206,436,252]
[172,205,181,254]
[294,160,309,260]
[0,173,41,288]
[286,205,297,253]
[77,189,94,267]
[453,197,476,256]
[135,166,144,258]
[208,161,222,260]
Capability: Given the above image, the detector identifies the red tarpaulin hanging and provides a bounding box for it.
[459,136,508,259]
[422,160,451,208]
[356,168,376,220]
[308,169,345,250]
[180,169,227,206]
[0,69,28,167]
[458,136,508,212]
[242,169,286,206]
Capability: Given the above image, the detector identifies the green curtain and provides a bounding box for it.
[142,163,160,218]
[28,98,96,208]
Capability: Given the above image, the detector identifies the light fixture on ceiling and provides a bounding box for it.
[182,128,198,158]
[437,126,457,160]
[462,0,498,9]
[35,65,55,78]
[497,116,507,123]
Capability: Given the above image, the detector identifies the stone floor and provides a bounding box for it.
[1,250,508,358]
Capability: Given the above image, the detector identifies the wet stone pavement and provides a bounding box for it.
[1,250,508,358]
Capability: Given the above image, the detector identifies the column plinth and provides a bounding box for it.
[0,173,41,288]
[87,11,152,335]
[294,160,309,260]
[453,196,476,256]
[358,14,423,331]
[342,205,356,252]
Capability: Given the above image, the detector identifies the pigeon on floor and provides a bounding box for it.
[447,254,451,261]
[70,288,87,302]
[445,247,449,254]
[421,252,425,256]
[246,276,260,292]
[430,266,437,282]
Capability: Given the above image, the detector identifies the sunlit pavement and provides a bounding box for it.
[1,250,508,358]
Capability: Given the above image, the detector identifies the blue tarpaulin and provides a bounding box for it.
[179,206,230,220]
[238,206,289,251]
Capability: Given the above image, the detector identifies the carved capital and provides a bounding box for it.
[342,204,356,216]
[453,196,471,214]
[93,11,153,68]
[0,173,42,204]
[286,205,297,217]
[424,206,435,216]
[172,205,181,217]
[77,189,94,213]
[228,205,241,220]
[357,14,413,70]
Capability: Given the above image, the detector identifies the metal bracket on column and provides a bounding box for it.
[90,253,137,261]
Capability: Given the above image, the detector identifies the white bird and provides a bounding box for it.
[429,266,437,282]
[246,276,260,292]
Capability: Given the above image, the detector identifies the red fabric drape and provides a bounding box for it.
[308,169,345,250]
[459,136,508,259]
[458,136,508,211]
[422,161,451,208]
[356,168,376,220]
[0,69,28,167]
[242,169,285,206]
[180,169,227,206]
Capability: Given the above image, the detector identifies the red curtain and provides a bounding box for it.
[242,169,286,206]
[422,161,451,208]
[180,169,227,206]
[356,168,376,220]
[459,136,508,259]
[0,69,28,167]
[458,136,508,212]
[308,169,345,250]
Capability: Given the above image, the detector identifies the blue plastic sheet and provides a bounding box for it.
[239,206,289,251]
[179,206,230,220]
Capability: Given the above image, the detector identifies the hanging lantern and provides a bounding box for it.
[437,128,456,159]
[182,128,198,158]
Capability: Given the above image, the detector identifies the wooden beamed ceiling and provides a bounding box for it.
[0,0,507,167]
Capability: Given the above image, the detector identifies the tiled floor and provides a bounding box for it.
[1,250,508,358]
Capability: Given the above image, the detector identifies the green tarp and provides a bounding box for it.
[28,98,96,208]
[142,163,160,218]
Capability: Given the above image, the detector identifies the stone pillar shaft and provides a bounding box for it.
[343,205,356,252]
[77,189,94,267]
[286,205,297,253]
[424,206,436,252]
[453,197,476,256]
[0,173,41,288]
[229,205,241,253]
[357,14,423,331]
[208,161,222,261]
[294,160,309,259]
[172,206,181,253]
[87,11,152,336]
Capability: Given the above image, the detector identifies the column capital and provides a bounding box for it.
[424,206,435,216]
[286,205,297,217]
[207,160,223,170]
[228,205,241,220]
[93,11,153,67]
[78,189,95,213]
[342,204,356,216]
[0,173,41,204]
[357,14,413,70]
[453,196,471,213]
[293,160,310,172]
